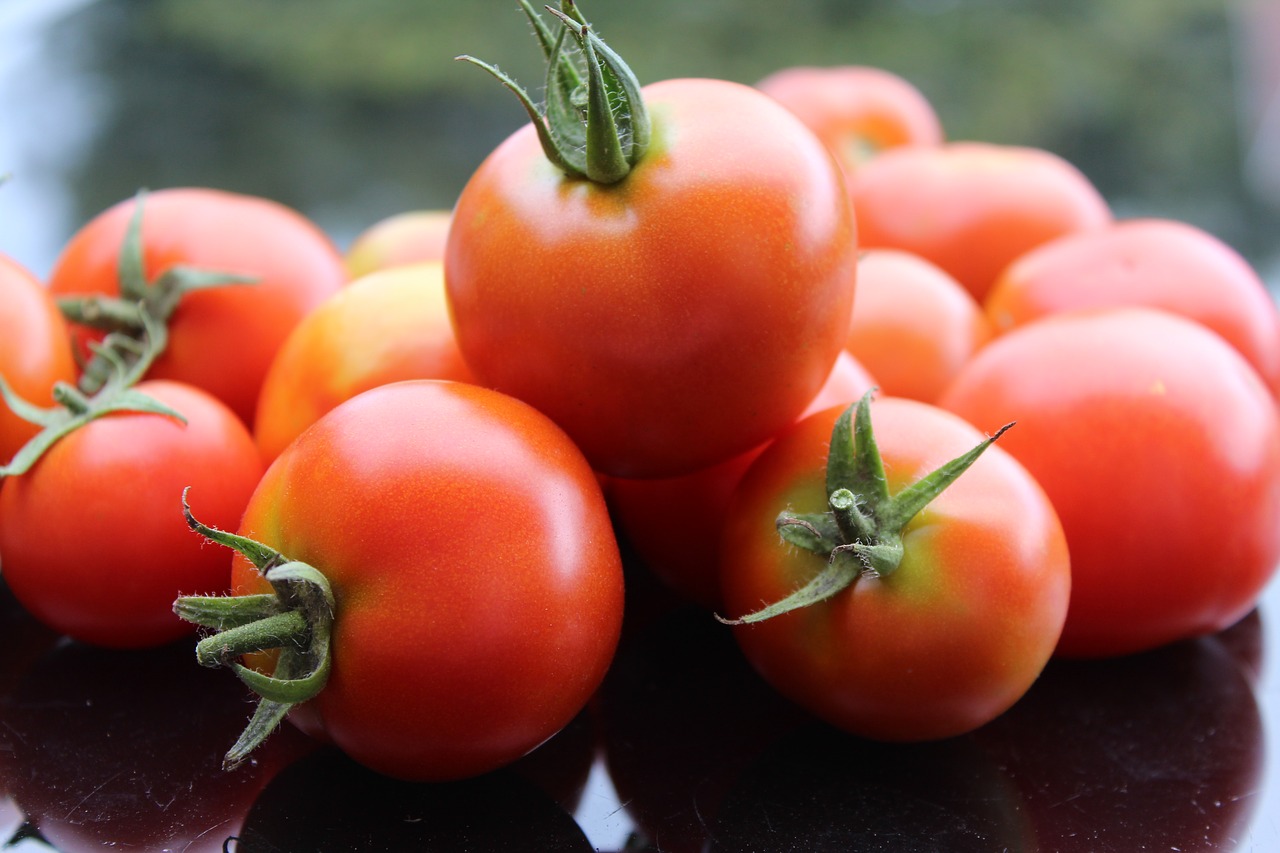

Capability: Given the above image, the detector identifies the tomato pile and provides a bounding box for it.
[1,0,1278,798]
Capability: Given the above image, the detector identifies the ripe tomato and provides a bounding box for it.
[343,210,451,278]
[0,253,76,463]
[606,351,874,608]
[984,218,1280,398]
[192,380,624,781]
[253,261,474,463]
[447,77,857,478]
[47,188,348,425]
[849,141,1112,301]
[0,380,263,648]
[755,65,944,174]
[844,249,991,403]
[939,307,1280,658]
[720,396,1070,740]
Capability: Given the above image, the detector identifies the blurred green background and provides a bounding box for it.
[1,0,1277,289]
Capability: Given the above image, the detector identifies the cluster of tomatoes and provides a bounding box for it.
[2,0,1279,791]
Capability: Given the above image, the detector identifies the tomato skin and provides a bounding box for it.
[984,218,1280,398]
[0,380,264,648]
[849,141,1112,301]
[938,307,1280,658]
[0,254,77,463]
[232,380,624,781]
[343,210,451,278]
[720,398,1070,740]
[47,188,348,425]
[755,65,943,173]
[446,78,858,479]
[845,249,991,403]
[253,261,474,463]
[606,351,874,608]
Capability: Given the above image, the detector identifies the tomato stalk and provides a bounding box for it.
[718,391,1013,625]
[173,488,335,771]
[0,191,255,477]
[457,1,650,184]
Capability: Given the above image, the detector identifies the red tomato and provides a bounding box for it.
[447,77,858,479]
[253,261,474,463]
[720,396,1070,740]
[845,249,991,403]
[47,188,347,424]
[939,307,1280,658]
[216,380,624,781]
[0,254,77,463]
[343,209,451,278]
[849,141,1112,301]
[984,218,1280,398]
[755,65,944,174]
[0,380,263,648]
[606,351,875,608]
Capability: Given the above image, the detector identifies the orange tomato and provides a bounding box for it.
[0,254,76,463]
[755,65,943,174]
[984,218,1280,397]
[849,141,1112,301]
[845,249,991,403]
[254,261,474,463]
[343,210,452,279]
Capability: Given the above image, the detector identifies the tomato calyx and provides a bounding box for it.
[457,1,650,184]
[56,189,257,395]
[173,488,334,771]
[718,391,1013,625]
[0,307,185,477]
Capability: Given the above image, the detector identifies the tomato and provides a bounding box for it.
[606,351,874,608]
[0,253,76,463]
[984,217,1280,398]
[849,141,1112,301]
[0,380,263,648]
[343,209,451,278]
[719,395,1070,740]
[47,188,348,425]
[253,261,474,463]
[184,380,624,781]
[938,307,1280,658]
[844,249,991,403]
[447,75,857,479]
[755,65,943,174]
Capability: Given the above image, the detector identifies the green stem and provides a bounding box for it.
[173,494,336,770]
[459,1,649,184]
[720,390,1013,624]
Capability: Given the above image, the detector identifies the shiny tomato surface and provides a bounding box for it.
[447,78,858,479]
[233,380,625,781]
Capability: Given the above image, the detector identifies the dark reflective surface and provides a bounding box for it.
[0,568,1278,852]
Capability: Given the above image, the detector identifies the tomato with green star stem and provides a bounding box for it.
[446,1,858,478]
[719,392,1070,740]
[176,379,625,782]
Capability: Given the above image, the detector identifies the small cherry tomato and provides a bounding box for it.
[0,253,76,463]
[448,38,857,478]
[0,380,263,648]
[720,394,1070,740]
[755,65,943,174]
[845,249,991,403]
[984,217,1280,398]
[849,141,1112,301]
[253,261,474,463]
[47,188,347,425]
[343,209,452,279]
[181,380,625,782]
[939,307,1280,658]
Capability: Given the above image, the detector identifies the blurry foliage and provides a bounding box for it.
[42,0,1274,265]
